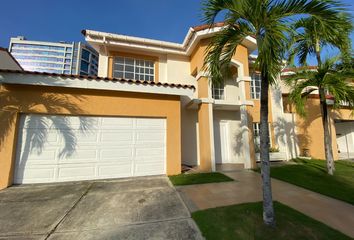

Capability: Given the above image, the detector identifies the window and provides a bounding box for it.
[65,53,72,58]
[81,49,90,61]
[253,123,272,152]
[251,73,261,99]
[11,49,65,56]
[13,55,64,62]
[12,43,65,51]
[212,82,225,100]
[113,56,154,81]
[80,61,89,72]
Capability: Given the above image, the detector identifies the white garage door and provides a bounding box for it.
[14,114,166,184]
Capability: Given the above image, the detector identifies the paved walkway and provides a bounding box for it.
[177,170,354,238]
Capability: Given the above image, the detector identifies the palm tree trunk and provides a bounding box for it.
[315,41,335,175]
[319,87,335,175]
[260,72,275,226]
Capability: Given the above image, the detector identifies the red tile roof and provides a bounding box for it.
[0,69,195,90]
[192,22,226,32]
[282,66,318,72]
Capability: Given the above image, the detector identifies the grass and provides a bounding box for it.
[192,201,351,240]
[267,159,354,205]
[169,172,233,186]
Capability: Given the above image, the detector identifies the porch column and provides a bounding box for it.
[238,76,257,169]
[239,105,257,169]
[197,74,215,172]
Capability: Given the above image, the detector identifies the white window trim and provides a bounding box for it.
[113,56,155,81]
[251,73,261,99]
[212,82,225,100]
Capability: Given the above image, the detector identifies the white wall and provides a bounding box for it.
[180,96,199,166]
[213,110,244,164]
[271,85,299,160]
[335,122,354,159]
[98,55,108,78]
[224,77,242,102]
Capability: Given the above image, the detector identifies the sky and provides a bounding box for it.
[1,0,353,65]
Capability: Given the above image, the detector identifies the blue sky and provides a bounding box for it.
[1,0,353,65]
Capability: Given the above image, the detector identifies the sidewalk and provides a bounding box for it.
[177,170,354,238]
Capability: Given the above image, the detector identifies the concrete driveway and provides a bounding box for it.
[0,176,202,240]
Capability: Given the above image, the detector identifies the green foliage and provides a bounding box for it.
[288,6,352,66]
[169,172,233,186]
[192,201,351,240]
[202,0,349,85]
[285,56,354,117]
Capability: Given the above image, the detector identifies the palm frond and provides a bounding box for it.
[204,22,253,84]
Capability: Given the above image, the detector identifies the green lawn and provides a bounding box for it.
[192,201,351,240]
[268,159,354,205]
[169,172,233,186]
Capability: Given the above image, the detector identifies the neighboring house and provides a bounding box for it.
[0,47,23,70]
[9,36,99,75]
[281,67,354,160]
[0,24,352,190]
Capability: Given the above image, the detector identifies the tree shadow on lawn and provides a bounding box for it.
[271,159,354,204]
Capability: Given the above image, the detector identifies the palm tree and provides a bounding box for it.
[285,57,354,173]
[202,0,347,226]
[288,9,352,175]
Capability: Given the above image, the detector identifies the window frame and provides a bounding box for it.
[212,82,225,100]
[112,55,156,82]
[251,72,261,99]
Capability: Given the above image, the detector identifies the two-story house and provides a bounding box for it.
[0,24,352,190]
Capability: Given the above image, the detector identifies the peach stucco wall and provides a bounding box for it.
[0,84,182,189]
[294,98,354,160]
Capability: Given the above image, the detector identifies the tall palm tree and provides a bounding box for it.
[202,0,347,226]
[288,8,352,175]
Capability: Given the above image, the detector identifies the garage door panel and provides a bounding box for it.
[15,115,166,184]
[58,165,96,179]
[136,118,166,129]
[98,164,132,178]
[134,163,165,176]
[135,148,165,158]
[100,131,134,143]
[15,167,55,184]
[99,148,133,161]
[58,150,98,163]
[136,131,165,142]
[100,117,134,129]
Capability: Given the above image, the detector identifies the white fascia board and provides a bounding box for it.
[88,38,186,55]
[85,27,257,56]
[0,73,194,99]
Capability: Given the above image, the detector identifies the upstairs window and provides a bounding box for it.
[81,49,90,61]
[212,82,225,100]
[251,73,261,99]
[113,56,154,81]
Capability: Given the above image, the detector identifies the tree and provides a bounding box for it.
[288,6,352,175]
[202,0,347,226]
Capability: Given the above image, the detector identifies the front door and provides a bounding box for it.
[214,121,230,164]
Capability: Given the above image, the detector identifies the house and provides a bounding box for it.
[0,47,23,71]
[0,24,352,190]
[281,67,354,160]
